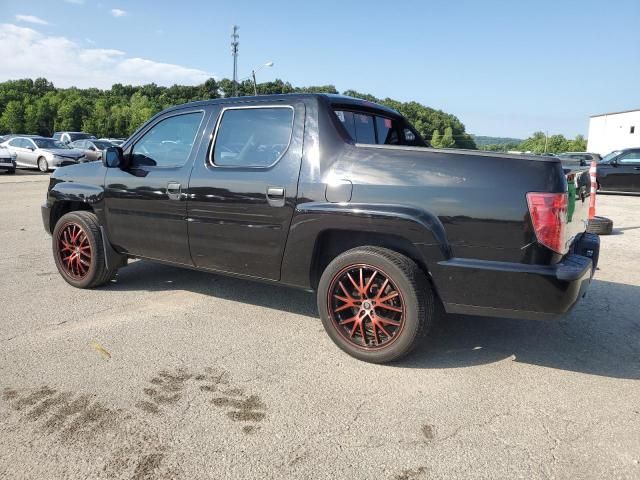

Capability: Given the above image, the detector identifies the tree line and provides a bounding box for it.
[0,77,477,149]
[479,131,587,154]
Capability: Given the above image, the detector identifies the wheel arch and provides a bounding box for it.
[46,181,105,233]
[50,200,94,232]
[280,202,451,291]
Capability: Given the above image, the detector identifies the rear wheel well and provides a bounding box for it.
[50,201,94,232]
[310,230,430,290]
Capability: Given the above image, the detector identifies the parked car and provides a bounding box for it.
[69,139,114,161]
[52,131,96,145]
[0,144,16,174]
[99,138,125,146]
[557,152,602,167]
[1,136,87,172]
[41,94,599,363]
[596,148,640,193]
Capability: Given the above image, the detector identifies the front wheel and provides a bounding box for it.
[52,211,118,288]
[37,157,49,172]
[317,247,434,363]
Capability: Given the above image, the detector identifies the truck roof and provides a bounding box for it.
[164,93,401,117]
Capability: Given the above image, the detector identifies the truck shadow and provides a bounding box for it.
[107,263,639,380]
[409,279,640,379]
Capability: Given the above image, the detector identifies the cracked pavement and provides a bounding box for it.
[0,172,639,479]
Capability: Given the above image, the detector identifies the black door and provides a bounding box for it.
[104,109,208,264]
[187,101,305,280]
[600,149,640,192]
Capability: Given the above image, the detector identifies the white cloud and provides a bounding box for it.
[110,8,127,17]
[15,15,49,25]
[0,23,212,88]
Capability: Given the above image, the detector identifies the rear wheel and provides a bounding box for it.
[317,247,433,363]
[52,211,118,288]
[37,157,48,172]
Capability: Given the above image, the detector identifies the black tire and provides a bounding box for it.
[317,246,434,363]
[52,211,118,288]
[7,168,15,174]
[37,157,48,172]
[586,215,613,235]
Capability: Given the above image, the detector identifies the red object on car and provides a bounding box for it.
[527,192,568,254]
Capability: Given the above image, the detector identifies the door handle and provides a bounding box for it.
[167,182,182,200]
[266,186,285,207]
[634,167,640,170]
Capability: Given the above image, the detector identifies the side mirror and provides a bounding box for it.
[89,146,96,151]
[103,146,124,168]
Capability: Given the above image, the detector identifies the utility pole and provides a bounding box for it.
[231,25,239,97]
[252,70,257,96]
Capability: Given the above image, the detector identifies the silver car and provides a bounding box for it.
[0,144,16,174]
[0,136,86,172]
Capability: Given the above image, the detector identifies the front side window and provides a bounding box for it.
[131,111,204,167]
[212,107,294,167]
[618,150,640,164]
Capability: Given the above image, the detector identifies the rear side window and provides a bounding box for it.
[131,111,204,167]
[212,107,294,167]
[334,110,406,145]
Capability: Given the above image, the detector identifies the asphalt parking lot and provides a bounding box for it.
[0,171,638,480]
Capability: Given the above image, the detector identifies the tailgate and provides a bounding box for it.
[563,165,590,245]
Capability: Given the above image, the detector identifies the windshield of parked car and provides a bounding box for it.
[33,138,70,149]
[69,133,94,142]
[600,150,622,163]
[92,140,113,149]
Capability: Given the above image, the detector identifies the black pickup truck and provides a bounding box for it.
[42,94,600,363]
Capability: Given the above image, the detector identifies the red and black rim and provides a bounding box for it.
[327,264,405,350]
[57,222,92,280]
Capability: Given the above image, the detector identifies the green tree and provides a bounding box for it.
[431,130,442,148]
[440,126,455,148]
[568,134,587,152]
[0,100,25,133]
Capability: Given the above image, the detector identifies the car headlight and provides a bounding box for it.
[53,154,65,160]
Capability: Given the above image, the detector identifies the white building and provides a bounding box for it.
[587,109,640,155]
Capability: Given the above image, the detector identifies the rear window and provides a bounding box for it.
[334,109,418,146]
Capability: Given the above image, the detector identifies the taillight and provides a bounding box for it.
[526,192,568,254]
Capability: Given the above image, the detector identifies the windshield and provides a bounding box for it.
[600,150,622,163]
[92,140,113,149]
[33,138,70,149]
[69,133,93,141]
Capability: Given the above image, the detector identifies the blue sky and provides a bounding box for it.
[1,0,639,138]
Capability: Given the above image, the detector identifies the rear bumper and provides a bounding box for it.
[437,233,600,320]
